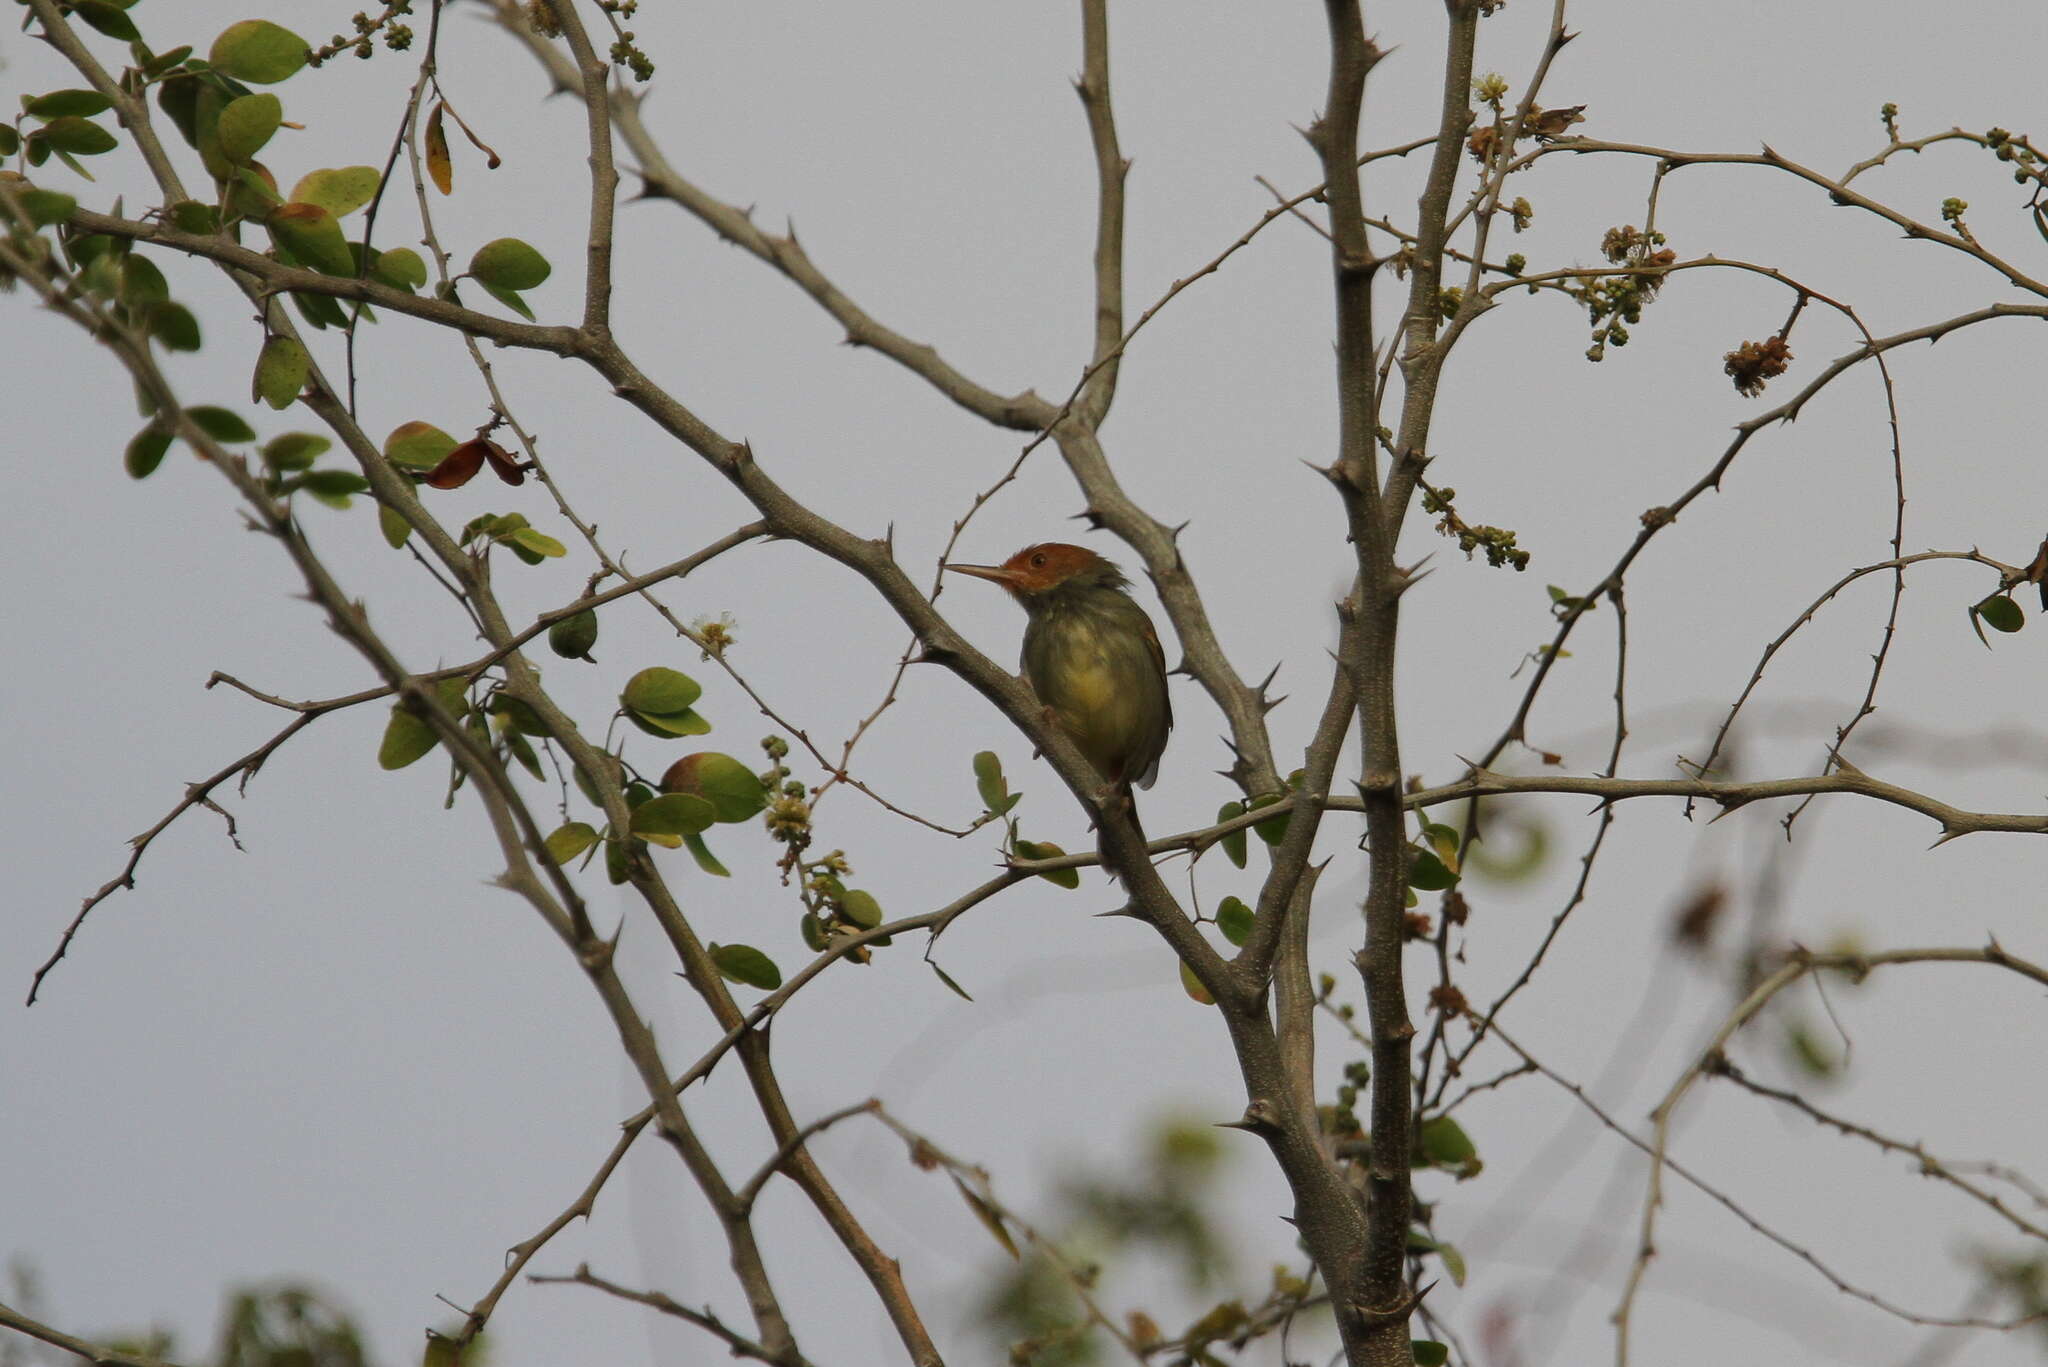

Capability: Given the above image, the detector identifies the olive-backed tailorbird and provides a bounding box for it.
[946,542,1173,799]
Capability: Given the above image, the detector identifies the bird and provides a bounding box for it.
[945,543,1173,805]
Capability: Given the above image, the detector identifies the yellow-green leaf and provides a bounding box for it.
[382,420,457,471]
[543,821,598,865]
[660,752,766,822]
[268,202,353,275]
[629,792,716,838]
[252,335,309,409]
[840,889,883,929]
[209,19,310,85]
[261,431,330,470]
[371,246,426,291]
[290,166,380,218]
[622,666,701,715]
[469,237,551,291]
[378,706,438,770]
[215,93,281,163]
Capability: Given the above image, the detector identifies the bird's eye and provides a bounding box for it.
[1030,553,1047,567]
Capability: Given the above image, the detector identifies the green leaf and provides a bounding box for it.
[11,188,76,228]
[478,281,535,321]
[378,705,439,770]
[185,405,256,443]
[371,246,426,290]
[507,527,566,559]
[215,92,282,163]
[1975,593,2024,634]
[626,706,713,738]
[543,822,598,865]
[37,116,118,156]
[660,752,766,822]
[1435,1241,1466,1287]
[269,202,355,275]
[0,126,18,157]
[147,301,203,352]
[800,913,827,951]
[929,960,974,1002]
[379,502,413,548]
[297,469,370,509]
[289,166,380,218]
[142,46,196,77]
[682,831,730,877]
[1249,792,1291,845]
[1216,896,1254,946]
[26,90,113,119]
[709,943,782,990]
[1411,1342,1449,1367]
[209,19,310,85]
[1180,958,1216,1006]
[119,254,169,305]
[1217,801,1248,868]
[252,335,309,409]
[469,237,552,290]
[292,289,349,331]
[382,420,457,471]
[840,889,883,929]
[1408,847,1458,891]
[629,792,717,838]
[1417,1115,1480,1177]
[548,609,599,661]
[164,200,219,234]
[72,0,142,41]
[261,432,330,470]
[1012,839,1079,889]
[972,750,1009,813]
[504,729,544,781]
[124,424,172,479]
[605,835,633,885]
[1784,1020,1840,1078]
[228,163,282,214]
[622,666,702,716]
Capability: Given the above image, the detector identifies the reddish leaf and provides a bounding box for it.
[480,438,526,485]
[424,438,487,489]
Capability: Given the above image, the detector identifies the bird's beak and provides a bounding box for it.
[944,562,1019,587]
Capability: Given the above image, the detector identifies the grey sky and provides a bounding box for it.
[6,2,2046,1364]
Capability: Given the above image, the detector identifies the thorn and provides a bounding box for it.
[1215,1098,1284,1134]
[1169,519,1191,542]
[1353,1279,1437,1327]
[1261,693,1290,715]
[1092,901,1143,919]
[1069,507,1108,531]
[1255,660,1283,698]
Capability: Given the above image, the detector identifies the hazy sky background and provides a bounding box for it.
[6,2,2046,1365]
